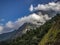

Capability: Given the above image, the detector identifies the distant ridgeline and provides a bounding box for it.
[0,14,60,45]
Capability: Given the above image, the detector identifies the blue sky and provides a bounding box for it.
[0,0,54,25]
[1,0,60,34]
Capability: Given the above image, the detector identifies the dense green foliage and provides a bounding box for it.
[39,14,60,45]
[0,14,60,45]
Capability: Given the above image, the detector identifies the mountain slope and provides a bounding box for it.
[0,14,60,45]
[38,14,60,45]
[0,23,36,41]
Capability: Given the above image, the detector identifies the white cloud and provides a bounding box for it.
[0,26,4,33]
[34,2,60,12]
[0,13,51,34]
[6,21,14,28]
[44,14,51,20]
[29,4,34,11]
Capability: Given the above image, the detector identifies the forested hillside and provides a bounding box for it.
[38,14,60,45]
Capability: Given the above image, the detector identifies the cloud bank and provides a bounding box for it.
[34,2,60,16]
[34,2,60,11]
[0,13,51,34]
[0,2,60,34]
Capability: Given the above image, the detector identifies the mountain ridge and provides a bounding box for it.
[0,23,37,41]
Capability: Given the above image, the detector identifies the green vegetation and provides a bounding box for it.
[39,26,60,45]
[0,14,60,45]
[38,15,60,45]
